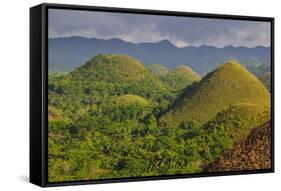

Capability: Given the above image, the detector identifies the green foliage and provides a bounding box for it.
[147,64,169,77]
[199,103,270,161]
[99,95,150,121]
[109,94,149,107]
[160,65,201,92]
[180,120,200,139]
[48,56,271,182]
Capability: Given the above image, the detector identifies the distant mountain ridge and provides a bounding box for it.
[48,36,270,75]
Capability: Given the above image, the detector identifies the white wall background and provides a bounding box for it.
[0,0,279,190]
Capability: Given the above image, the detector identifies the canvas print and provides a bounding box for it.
[47,8,272,182]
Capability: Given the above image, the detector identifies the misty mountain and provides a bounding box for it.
[49,36,270,75]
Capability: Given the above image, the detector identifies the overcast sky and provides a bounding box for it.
[48,9,271,48]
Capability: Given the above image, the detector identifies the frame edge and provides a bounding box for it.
[30,4,45,187]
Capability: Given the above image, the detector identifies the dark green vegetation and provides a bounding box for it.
[147,64,169,77]
[160,65,201,92]
[208,120,271,171]
[148,64,201,92]
[48,54,271,182]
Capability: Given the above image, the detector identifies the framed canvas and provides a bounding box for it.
[30,3,274,187]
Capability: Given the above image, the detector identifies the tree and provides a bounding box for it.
[180,120,200,139]
[147,115,157,131]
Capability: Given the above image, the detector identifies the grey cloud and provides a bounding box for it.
[48,9,270,48]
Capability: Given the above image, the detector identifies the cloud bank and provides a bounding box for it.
[48,9,271,48]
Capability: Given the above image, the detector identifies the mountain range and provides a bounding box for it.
[49,36,271,76]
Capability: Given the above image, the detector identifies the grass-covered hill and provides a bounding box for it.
[173,65,201,79]
[70,54,148,83]
[207,120,271,172]
[48,54,177,119]
[147,63,201,93]
[202,103,270,144]
[160,65,201,92]
[193,103,270,169]
[67,54,167,96]
[147,64,169,77]
[47,54,272,182]
[159,60,270,127]
[259,72,271,91]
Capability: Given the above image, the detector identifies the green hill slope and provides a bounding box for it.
[207,120,271,172]
[161,65,201,91]
[69,54,148,83]
[197,103,270,167]
[173,65,201,79]
[202,103,270,140]
[49,54,172,117]
[63,54,168,100]
[147,64,169,77]
[159,60,270,127]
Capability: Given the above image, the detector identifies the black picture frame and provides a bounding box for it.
[30,3,275,187]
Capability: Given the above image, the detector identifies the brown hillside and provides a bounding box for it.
[208,121,272,172]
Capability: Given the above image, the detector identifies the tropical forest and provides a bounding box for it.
[48,53,271,182]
